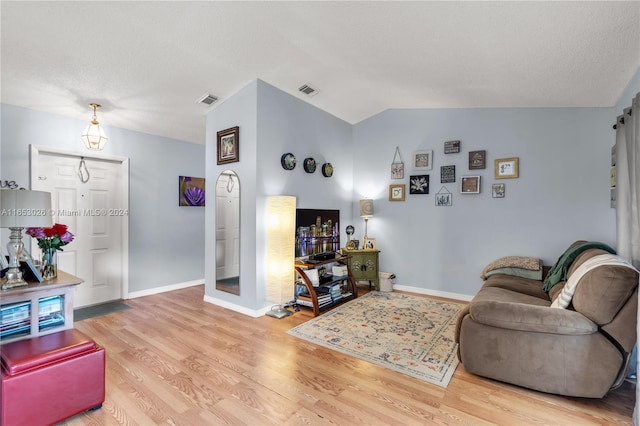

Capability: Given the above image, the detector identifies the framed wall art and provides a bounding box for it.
[469,150,486,170]
[391,146,404,179]
[179,176,205,206]
[492,183,505,198]
[440,165,455,183]
[435,186,452,206]
[389,184,406,201]
[412,149,433,171]
[444,140,460,154]
[461,175,481,193]
[494,157,519,179]
[409,175,429,194]
[217,126,239,165]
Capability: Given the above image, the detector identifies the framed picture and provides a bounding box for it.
[492,183,505,198]
[444,140,460,154]
[461,175,481,193]
[435,187,452,207]
[440,165,455,183]
[495,157,519,179]
[412,150,433,171]
[409,175,429,194]
[179,176,206,206]
[389,184,405,201]
[364,237,377,250]
[469,150,486,170]
[391,146,404,179]
[217,126,239,165]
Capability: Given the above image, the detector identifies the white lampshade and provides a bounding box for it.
[0,189,52,228]
[359,198,374,218]
[81,103,108,151]
[266,196,296,314]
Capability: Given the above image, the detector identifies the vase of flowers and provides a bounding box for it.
[25,223,74,280]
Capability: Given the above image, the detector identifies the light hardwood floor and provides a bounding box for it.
[64,285,635,425]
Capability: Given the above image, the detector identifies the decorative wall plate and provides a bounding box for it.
[281,153,296,170]
[322,163,334,177]
[303,157,316,173]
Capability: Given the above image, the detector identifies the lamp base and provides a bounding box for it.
[265,305,293,319]
[2,274,28,290]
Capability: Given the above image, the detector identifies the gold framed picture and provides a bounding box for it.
[389,184,405,201]
[495,157,519,179]
[363,237,376,250]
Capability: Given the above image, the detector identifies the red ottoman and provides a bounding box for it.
[1,329,105,426]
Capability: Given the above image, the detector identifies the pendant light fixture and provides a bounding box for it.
[81,103,108,150]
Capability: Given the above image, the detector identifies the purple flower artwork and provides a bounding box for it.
[179,176,206,207]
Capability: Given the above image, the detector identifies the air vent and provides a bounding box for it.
[298,83,318,97]
[197,93,218,106]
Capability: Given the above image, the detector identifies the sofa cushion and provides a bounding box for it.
[481,275,549,300]
[484,267,543,281]
[470,287,597,334]
[572,261,638,325]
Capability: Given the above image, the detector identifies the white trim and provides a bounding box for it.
[203,294,268,318]
[392,284,473,302]
[29,144,130,302]
[128,279,204,299]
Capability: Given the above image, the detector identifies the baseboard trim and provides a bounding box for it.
[392,284,473,302]
[127,279,204,299]
[203,295,269,318]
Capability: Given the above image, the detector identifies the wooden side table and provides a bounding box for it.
[342,249,380,290]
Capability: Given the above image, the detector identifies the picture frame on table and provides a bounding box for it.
[217,126,239,165]
[389,184,406,201]
[494,157,519,179]
[412,150,433,171]
[461,176,481,194]
[364,237,376,250]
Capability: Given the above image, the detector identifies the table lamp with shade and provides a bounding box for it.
[0,189,52,290]
[359,198,374,239]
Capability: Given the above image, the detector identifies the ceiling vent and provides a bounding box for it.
[197,93,218,106]
[298,83,318,97]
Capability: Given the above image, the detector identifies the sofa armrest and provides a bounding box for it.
[469,300,597,335]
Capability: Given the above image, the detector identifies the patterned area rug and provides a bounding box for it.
[287,291,465,388]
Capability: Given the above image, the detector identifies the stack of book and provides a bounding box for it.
[296,292,332,308]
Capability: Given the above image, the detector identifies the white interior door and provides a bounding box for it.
[31,147,128,307]
[215,172,240,279]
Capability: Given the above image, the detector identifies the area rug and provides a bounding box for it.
[287,291,465,388]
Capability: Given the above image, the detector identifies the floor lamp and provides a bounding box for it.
[0,189,52,289]
[265,195,296,319]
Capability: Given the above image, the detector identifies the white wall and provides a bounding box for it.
[353,106,616,298]
[0,104,206,293]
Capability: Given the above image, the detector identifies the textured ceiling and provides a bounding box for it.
[1,1,639,145]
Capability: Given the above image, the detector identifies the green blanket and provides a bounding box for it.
[542,241,616,292]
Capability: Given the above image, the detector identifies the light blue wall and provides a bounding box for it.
[205,80,353,311]
[353,106,615,297]
[0,103,206,293]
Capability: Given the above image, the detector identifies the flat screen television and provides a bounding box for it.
[295,208,340,258]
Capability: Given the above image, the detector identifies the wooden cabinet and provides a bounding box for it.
[0,271,83,343]
[295,255,358,317]
[342,249,380,290]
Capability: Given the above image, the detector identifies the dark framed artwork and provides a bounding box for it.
[179,176,206,206]
[444,140,461,154]
[409,175,429,194]
[440,165,456,183]
[217,126,239,165]
[469,150,486,170]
